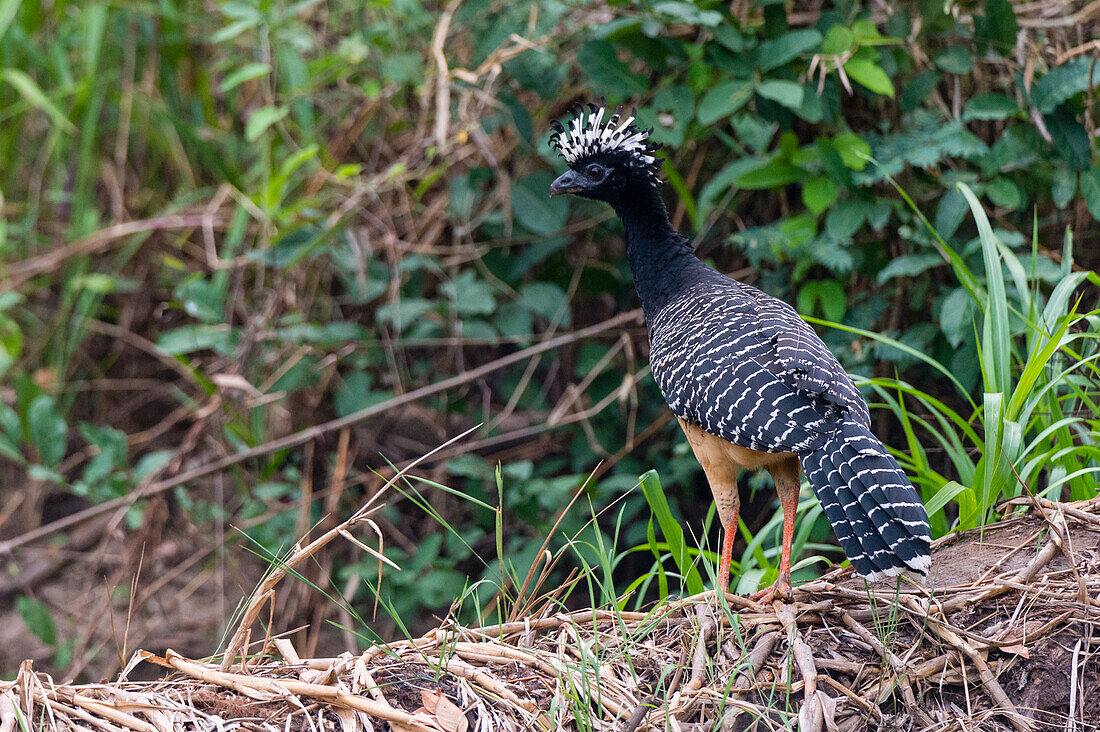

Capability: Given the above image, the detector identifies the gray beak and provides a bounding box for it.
[549,170,579,197]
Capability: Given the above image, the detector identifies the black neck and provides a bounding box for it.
[611,184,697,320]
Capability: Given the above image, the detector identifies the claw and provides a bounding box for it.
[749,576,792,604]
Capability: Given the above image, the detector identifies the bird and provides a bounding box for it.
[547,101,931,602]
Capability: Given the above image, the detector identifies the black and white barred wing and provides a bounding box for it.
[738,286,871,427]
[649,292,842,454]
[649,281,931,579]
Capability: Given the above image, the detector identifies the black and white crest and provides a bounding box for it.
[549,102,662,177]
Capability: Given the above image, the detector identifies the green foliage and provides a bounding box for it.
[16,596,73,668]
[637,469,705,596]
[1,0,1098,666]
[853,184,1100,533]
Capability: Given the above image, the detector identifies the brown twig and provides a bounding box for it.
[0,309,643,555]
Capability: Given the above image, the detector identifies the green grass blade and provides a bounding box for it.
[958,182,1012,396]
[638,470,705,595]
[806,316,975,406]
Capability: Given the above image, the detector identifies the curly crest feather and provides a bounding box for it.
[548,101,663,181]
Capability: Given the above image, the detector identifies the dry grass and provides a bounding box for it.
[3,493,1097,732]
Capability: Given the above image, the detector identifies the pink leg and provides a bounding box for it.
[750,459,801,603]
[717,509,738,593]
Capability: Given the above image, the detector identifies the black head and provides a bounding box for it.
[548,102,663,204]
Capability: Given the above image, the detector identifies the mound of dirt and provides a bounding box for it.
[4,496,1098,731]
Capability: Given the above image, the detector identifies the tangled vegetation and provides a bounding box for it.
[0,0,1097,695]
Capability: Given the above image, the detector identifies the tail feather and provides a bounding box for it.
[805,462,871,574]
[831,469,898,576]
[801,418,931,580]
[834,446,918,575]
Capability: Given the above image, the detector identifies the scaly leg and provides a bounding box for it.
[676,418,741,594]
[716,500,739,593]
[751,457,802,603]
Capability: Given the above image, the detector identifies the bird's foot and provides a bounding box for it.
[749,576,792,605]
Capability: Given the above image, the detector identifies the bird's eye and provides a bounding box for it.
[586,165,604,180]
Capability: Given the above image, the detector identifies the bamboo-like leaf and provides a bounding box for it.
[638,470,705,596]
[925,481,972,521]
[958,183,1012,397]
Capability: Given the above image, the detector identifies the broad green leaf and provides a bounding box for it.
[985,177,1024,210]
[843,57,894,97]
[380,52,423,85]
[756,79,804,110]
[157,324,236,355]
[713,23,746,51]
[448,173,477,220]
[735,158,804,189]
[176,277,226,323]
[1081,168,1100,222]
[134,451,173,480]
[441,270,496,315]
[212,17,257,43]
[1051,167,1076,209]
[335,373,393,417]
[939,286,975,348]
[507,236,568,280]
[1045,108,1091,170]
[900,70,939,112]
[221,62,272,92]
[831,133,871,169]
[654,1,722,26]
[279,45,314,134]
[17,597,56,646]
[1030,57,1097,113]
[78,423,127,487]
[876,253,944,283]
[801,176,836,214]
[520,281,569,323]
[0,400,19,443]
[730,114,775,153]
[221,2,262,21]
[245,106,288,141]
[797,280,846,321]
[576,40,645,96]
[935,47,974,74]
[651,85,693,146]
[755,29,822,72]
[494,303,534,343]
[696,79,754,125]
[375,299,436,331]
[698,157,758,221]
[795,88,824,122]
[511,172,567,235]
[28,395,67,468]
[963,93,1018,120]
[825,200,866,240]
[822,25,854,55]
[0,313,21,381]
[28,464,63,484]
[976,0,1018,54]
[851,19,891,43]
